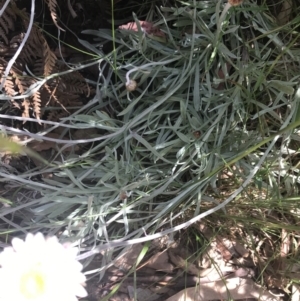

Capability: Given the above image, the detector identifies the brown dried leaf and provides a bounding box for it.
[119,20,166,38]
[144,251,174,272]
[197,223,232,261]
[165,278,278,301]
[127,286,160,301]
[113,244,144,272]
[215,236,233,261]
[232,240,250,258]
[168,249,200,276]
[277,0,293,25]
[28,133,79,152]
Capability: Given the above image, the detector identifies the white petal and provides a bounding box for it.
[11,237,25,252]
[0,232,88,301]
[32,232,46,247]
[75,284,88,297]
[24,233,34,243]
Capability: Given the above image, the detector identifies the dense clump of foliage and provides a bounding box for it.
[1,1,300,289]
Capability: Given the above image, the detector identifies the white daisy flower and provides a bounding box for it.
[0,233,87,301]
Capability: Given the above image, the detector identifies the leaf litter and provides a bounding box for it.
[84,219,285,301]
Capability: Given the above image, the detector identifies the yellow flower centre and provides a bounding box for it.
[20,267,46,300]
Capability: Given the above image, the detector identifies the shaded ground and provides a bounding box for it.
[83,220,294,301]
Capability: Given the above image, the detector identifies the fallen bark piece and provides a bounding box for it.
[165,278,278,301]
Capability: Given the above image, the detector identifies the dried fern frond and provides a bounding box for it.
[46,109,70,124]
[12,72,43,123]
[61,70,91,97]
[28,31,57,77]
[42,82,69,112]
[44,0,65,31]
[1,54,41,120]
[10,68,27,95]
[43,44,57,77]
[0,0,16,45]
[1,64,43,120]
[0,0,93,124]
[0,63,17,96]
[2,75,15,96]
[18,25,57,78]
[0,27,8,45]
[39,64,93,120]
[31,91,42,120]
[21,99,30,119]
[0,8,14,35]
[1,7,15,32]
